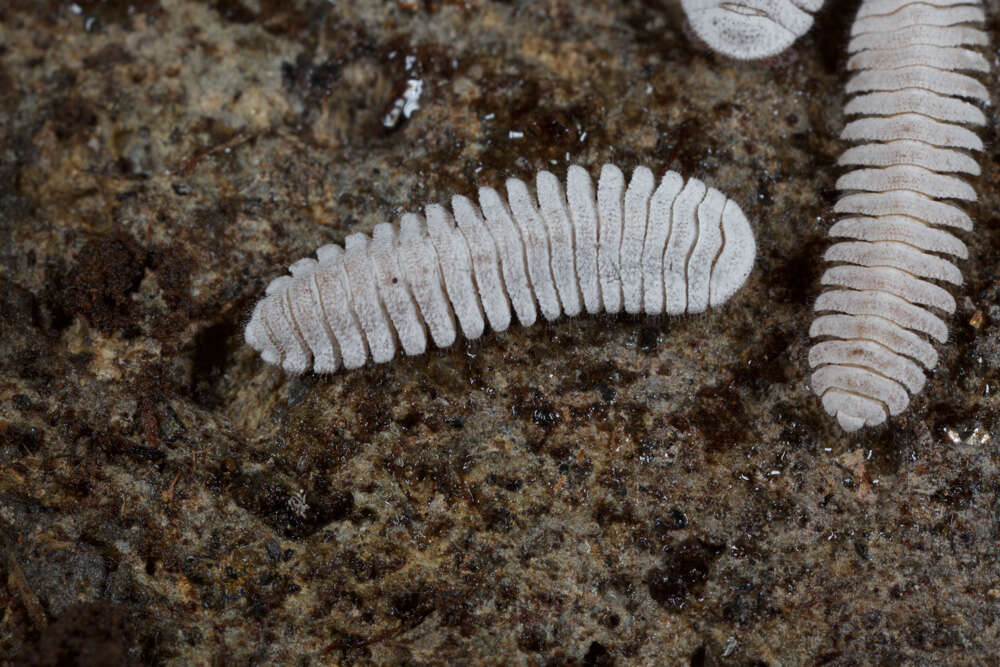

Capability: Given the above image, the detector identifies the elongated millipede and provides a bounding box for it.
[808,0,991,431]
[680,0,826,61]
[245,164,756,374]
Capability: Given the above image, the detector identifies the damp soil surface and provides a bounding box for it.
[2,1,1000,664]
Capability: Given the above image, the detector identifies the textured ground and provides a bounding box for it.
[2,0,1000,664]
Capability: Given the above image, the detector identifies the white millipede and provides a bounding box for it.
[808,0,991,431]
[680,0,826,61]
[246,164,756,374]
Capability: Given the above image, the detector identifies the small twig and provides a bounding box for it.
[174,131,255,176]
[7,556,47,630]
[323,623,413,654]
[161,471,181,503]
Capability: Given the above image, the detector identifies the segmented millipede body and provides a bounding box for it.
[245,164,757,374]
[680,0,826,61]
[808,0,991,431]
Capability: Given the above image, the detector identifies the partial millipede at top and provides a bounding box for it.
[245,164,757,374]
[808,0,991,431]
[680,0,826,61]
